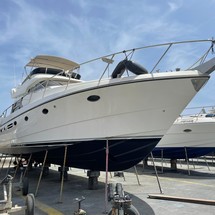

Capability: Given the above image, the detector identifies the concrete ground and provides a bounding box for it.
[0,157,215,215]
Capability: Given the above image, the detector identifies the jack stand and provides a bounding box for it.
[87,170,100,190]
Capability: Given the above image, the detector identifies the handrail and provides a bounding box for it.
[178,105,215,122]
[79,39,215,66]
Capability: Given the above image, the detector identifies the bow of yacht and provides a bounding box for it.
[0,39,215,171]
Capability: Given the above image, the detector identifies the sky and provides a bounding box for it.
[1,0,215,114]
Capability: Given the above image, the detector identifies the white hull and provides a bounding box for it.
[157,115,215,148]
[0,72,207,151]
[153,114,215,159]
[1,40,215,170]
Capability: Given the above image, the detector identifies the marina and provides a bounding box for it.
[1,1,215,214]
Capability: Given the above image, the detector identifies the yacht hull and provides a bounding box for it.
[0,73,210,170]
[153,117,215,159]
[17,138,159,171]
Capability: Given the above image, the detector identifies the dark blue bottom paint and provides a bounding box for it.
[28,138,159,171]
[152,147,215,159]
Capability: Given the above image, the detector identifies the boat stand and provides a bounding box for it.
[35,150,48,197]
[133,166,141,185]
[104,139,109,214]
[58,145,68,203]
[150,152,163,194]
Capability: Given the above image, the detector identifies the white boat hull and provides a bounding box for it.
[153,116,215,159]
[0,72,209,170]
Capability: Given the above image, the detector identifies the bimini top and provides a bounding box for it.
[25,55,80,71]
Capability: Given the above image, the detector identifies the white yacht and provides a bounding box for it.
[0,39,215,171]
[153,109,215,159]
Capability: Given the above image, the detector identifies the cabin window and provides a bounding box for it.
[11,98,23,113]
[29,81,66,94]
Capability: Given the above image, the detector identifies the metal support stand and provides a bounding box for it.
[133,166,141,185]
[35,150,48,197]
[150,152,163,194]
[59,145,68,203]
[184,147,190,175]
[104,139,109,214]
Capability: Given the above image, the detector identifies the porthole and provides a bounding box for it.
[183,129,192,133]
[24,116,29,121]
[87,95,100,102]
[14,121,17,126]
[42,108,49,114]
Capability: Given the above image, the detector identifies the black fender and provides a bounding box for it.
[111,59,148,78]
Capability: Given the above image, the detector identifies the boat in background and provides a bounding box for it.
[153,107,215,159]
[1,39,215,171]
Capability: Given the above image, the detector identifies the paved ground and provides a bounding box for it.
[0,157,215,215]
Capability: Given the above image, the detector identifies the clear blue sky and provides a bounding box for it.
[1,0,215,114]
